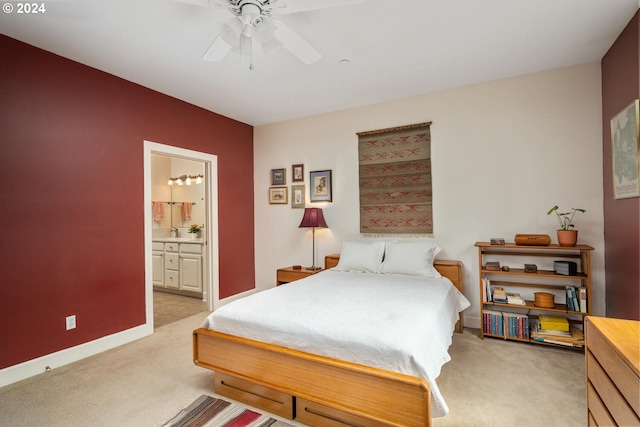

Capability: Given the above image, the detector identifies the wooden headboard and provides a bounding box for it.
[324,254,464,332]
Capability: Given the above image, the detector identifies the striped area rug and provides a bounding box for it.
[162,395,294,427]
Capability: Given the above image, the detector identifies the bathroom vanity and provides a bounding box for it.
[152,237,204,298]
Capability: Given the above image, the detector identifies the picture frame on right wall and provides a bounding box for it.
[611,99,640,199]
[310,170,332,202]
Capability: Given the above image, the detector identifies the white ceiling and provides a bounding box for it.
[1,0,638,125]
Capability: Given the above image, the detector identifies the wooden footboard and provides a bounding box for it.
[193,329,431,427]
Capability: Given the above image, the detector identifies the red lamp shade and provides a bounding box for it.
[298,208,328,229]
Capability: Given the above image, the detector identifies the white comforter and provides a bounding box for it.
[202,269,470,417]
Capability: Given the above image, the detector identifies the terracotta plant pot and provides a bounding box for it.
[557,230,578,247]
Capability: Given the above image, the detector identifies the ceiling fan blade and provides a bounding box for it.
[272,0,365,15]
[202,17,242,62]
[274,20,321,64]
[173,0,234,7]
[172,0,216,6]
[202,35,233,61]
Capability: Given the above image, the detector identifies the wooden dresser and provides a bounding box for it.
[585,316,640,426]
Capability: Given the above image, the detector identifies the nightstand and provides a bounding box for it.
[276,266,323,286]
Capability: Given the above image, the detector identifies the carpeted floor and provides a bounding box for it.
[434,329,586,426]
[0,312,586,427]
[154,291,207,328]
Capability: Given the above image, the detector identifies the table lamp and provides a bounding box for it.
[298,207,328,270]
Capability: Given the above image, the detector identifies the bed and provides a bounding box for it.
[193,241,469,427]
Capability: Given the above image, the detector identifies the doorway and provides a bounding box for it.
[143,141,219,330]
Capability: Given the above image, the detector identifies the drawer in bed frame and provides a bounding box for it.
[215,372,294,419]
[296,397,391,427]
[215,372,392,426]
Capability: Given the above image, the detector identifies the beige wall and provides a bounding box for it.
[254,63,605,328]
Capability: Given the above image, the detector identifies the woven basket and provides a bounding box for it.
[534,292,555,308]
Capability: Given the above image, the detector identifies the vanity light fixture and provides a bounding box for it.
[167,174,204,186]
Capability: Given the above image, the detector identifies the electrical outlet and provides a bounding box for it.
[65,315,76,330]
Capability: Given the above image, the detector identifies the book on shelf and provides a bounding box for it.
[502,312,530,339]
[532,337,584,348]
[564,286,574,311]
[531,321,584,347]
[578,287,587,313]
[483,310,504,336]
[482,277,493,302]
[483,311,530,339]
[492,287,508,304]
[573,288,580,312]
[538,314,569,332]
[564,286,580,312]
[506,292,525,305]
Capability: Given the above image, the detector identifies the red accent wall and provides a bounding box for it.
[0,35,255,369]
[601,10,640,320]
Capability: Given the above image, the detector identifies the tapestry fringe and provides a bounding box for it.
[362,233,435,239]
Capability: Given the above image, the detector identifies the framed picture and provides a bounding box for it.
[292,164,304,182]
[271,168,286,185]
[269,187,288,204]
[611,99,640,199]
[310,170,332,202]
[291,185,305,208]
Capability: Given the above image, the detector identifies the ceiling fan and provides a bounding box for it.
[177,0,365,69]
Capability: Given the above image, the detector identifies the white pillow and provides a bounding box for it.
[381,241,442,277]
[334,241,385,273]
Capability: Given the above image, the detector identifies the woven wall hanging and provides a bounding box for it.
[357,122,433,235]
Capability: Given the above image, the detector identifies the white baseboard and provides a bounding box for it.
[216,288,258,309]
[464,315,480,330]
[0,323,153,388]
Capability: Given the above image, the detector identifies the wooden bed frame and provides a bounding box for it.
[193,255,463,427]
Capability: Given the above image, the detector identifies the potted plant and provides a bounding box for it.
[547,206,586,247]
[188,224,203,239]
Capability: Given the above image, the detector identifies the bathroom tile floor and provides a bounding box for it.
[154,291,208,328]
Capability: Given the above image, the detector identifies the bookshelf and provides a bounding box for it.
[475,241,594,349]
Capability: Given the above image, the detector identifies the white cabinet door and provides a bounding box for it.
[152,251,164,287]
[180,255,202,293]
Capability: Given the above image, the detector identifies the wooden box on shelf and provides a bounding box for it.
[475,241,594,350]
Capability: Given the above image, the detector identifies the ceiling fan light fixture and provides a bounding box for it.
[222,17,243,43]
[253,15,275,42]
[261,37,282,55]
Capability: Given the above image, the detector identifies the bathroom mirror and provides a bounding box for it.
[151,153,205,236]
